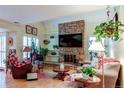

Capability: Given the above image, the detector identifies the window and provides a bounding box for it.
[89,36,115,58]
[0,32,6,68]
[23,36,39,58]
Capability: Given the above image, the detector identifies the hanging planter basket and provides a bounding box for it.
[94,20,124,41]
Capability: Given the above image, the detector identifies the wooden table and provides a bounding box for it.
[53,66,70,81]
[75,76,101,88]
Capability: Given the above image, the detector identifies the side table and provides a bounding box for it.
[53,66,70,81]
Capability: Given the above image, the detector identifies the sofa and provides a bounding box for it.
[95,61,120,88]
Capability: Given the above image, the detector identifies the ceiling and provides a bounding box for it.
[0,5,107,24]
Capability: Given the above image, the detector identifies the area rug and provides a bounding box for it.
[37,72,55,79]
[37,72,47,79]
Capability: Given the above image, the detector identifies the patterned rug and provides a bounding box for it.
[37,71,56,79]
[37,72,47,79]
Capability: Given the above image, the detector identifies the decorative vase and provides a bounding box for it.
[60,62,64,70]
[82,73,89,80]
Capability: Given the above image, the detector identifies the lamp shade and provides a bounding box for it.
[88,41,105,52]
[23,46,31,52]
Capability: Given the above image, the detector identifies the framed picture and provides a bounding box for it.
[32,27,37,36]
[26,25,32,34]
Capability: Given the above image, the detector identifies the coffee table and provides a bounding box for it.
[53,66,70,81]
[75,76,101,88]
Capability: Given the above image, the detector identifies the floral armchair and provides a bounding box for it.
[8,53,33,79]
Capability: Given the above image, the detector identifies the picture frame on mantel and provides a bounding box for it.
[32,27,37,36]
[26,25,32,34]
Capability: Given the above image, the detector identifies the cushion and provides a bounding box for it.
[9,53,32,68]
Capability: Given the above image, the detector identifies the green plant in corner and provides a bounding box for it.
[94,20,124,41]
[41,48,49,62]
[80,66,96,77]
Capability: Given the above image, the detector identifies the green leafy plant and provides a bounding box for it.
[94,20,124,41]
[80,66,96,77]
[41,48,49,57]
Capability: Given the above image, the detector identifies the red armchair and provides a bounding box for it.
[9,53,33,79]
[11,63,32,79]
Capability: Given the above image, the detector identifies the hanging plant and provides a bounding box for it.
[94,20,124,41]
[43,39,50,45]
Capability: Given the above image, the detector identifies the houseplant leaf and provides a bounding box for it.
[94,20,124,41]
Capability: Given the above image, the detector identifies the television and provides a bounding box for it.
[59,33,82,47]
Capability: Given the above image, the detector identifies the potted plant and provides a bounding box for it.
[80,66,96,80]
[41,48,49,62]
[94,20,124,41]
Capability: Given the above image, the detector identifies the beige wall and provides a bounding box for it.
[114,6,124,88]
[0,19,45,59]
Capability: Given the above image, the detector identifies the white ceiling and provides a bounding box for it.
[0,5,107,24]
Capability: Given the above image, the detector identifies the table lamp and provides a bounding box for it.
[88,41,105,88]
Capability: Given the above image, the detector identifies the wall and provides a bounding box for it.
[8,32,16,49]
[0,19,46,59]
[114,6,124,88]
[43,10,107,60]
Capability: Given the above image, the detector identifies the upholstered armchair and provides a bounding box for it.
[9,53,33,79]
[11,63,33,79]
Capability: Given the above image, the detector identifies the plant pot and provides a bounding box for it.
[88,76,96,81]
[92,76,97,81]
[82,73,89,80]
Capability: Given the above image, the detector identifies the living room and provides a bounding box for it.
[0,5,124,88]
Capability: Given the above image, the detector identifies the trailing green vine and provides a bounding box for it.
[94,20,124,41]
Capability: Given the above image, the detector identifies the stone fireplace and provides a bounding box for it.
[59,20,85,64]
